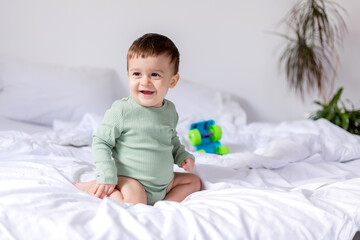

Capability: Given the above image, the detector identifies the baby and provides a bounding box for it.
[75,33,201,205]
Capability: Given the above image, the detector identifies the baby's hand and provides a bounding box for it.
[181,158,195,171]
[94,184,116,199]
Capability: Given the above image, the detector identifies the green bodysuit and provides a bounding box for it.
[92,96,194,205]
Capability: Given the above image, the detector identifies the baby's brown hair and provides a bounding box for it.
[127,33,180,74]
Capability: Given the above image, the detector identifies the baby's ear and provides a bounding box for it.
[170,74,180,88]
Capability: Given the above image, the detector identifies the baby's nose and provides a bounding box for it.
[140,76,151,85]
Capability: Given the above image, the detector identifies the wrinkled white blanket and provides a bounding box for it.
[0,114,360,240]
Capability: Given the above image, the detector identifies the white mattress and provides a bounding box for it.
[0,116,51,134]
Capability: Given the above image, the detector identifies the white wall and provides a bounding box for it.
[0,0,359,123]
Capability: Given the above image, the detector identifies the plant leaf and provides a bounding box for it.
[340,113,349,130]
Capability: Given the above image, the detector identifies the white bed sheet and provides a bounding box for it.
[0,114,360,240]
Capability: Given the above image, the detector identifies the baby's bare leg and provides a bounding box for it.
[164,173,201,202]
[74,181,97,195]
[113,176,147,204]
[74,177,147,204]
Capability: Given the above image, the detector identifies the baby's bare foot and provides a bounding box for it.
[74,180,97,195]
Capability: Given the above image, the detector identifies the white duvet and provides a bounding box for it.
[0,114,360,240]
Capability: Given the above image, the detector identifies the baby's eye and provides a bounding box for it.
[151,73,160,77]
[133,72,141,77]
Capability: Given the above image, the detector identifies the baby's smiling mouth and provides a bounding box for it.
[140,90,155,95]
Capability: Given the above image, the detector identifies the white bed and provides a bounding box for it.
[1,60,360,240]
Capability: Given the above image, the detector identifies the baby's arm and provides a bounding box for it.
[171,128,195,168]
[181,158,195,171]
[93,101,124,186]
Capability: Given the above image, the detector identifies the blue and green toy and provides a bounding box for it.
[188,120,229,155]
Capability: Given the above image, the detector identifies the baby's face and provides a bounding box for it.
[127,54,179,108]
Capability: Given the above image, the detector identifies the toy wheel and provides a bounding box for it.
[188,129,202,146]
[196,149,206,153]
[216,145,229,155]
[209,125,222,141]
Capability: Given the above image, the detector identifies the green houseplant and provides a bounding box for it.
[276,0,360,134]
[278,0,347,101]
[310,88,360,135]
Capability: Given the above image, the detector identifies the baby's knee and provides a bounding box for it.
[190,174,202,191]
[182,173,201,192]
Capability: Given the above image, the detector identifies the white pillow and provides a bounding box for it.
[0,59,127,126]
